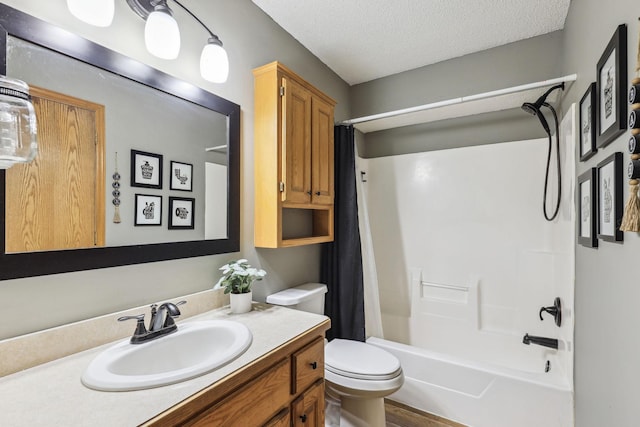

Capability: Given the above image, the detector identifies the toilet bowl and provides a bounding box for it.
[266,283,404,427]
[325,338,403,427]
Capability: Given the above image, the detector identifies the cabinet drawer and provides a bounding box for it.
[187,358,290,427]
[292,337,324,394]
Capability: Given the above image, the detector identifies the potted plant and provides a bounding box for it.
[214,259,266,313]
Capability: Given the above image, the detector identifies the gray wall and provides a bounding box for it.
[351,31,564,158]
[561,1,639,426]
[0,0,350,340]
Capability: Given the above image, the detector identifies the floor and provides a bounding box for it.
[385,400,467,427]
[326,396,465,427]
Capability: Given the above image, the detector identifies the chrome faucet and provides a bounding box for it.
[150,302,183,331]
[119,300,186,344]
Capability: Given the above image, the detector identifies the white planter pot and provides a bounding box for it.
[230,291,253,314]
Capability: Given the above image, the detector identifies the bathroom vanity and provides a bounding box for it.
[146,325,326,426]
[0,303,329,426]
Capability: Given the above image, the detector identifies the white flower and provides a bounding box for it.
[214,259,267,294]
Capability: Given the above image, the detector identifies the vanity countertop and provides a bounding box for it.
[0,303,328,426]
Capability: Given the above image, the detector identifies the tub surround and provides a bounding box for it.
[0,301,329,426]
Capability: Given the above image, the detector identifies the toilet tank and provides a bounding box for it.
[266,283,328,314]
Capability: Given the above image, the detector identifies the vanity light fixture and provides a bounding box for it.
[0,76,38,169]
[143,1,181,59]
[67,0,115,27]
[67,0,229,83]
[200,34,229,84]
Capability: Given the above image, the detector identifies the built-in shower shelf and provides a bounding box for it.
[343,74,577,133]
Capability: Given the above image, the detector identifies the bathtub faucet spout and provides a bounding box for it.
[522,333,558,350]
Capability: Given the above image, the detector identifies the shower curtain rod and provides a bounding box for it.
[340,74,578,127]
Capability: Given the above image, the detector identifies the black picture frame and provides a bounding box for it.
[578,169,598,248]
[131,150,162,190]
[131,150,163,189]
[134,194,162,226]
[170,161,193,192]
[169,197,195,229]
[596,24,627,148]
[579,83,597,161]
[597,152,623,242]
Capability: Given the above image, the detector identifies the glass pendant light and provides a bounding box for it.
[0,76,38,169]
[145,5,181,60]
[67,0,115,27]
[200,36,229,83]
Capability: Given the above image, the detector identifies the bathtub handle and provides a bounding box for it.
[539,297,562,327]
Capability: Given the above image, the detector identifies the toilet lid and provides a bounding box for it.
[325,339,402,381]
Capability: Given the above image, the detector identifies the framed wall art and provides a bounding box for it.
[578,169,598,248]
[597,152,623,242]
[579,83,597,161]
[131,149,163,189]
[134,194,162,226]
[169,197,195,229]
[170,161,193,191]
[596,24,627,148]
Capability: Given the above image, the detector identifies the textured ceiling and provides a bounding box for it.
[251,0,571,85]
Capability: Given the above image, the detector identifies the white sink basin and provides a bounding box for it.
[82,320,252,391]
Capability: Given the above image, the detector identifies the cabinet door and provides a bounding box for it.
[310,97,334,205]
[186,359,290,427]
[281,76,311,204]
[263,408,290,427]
[292,380,325,427]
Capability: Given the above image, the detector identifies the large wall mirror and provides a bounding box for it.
[0,5,240,280]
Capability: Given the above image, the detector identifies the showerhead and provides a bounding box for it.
[521,102,540,116]
[521,83,565,134]
[522,102,551,133]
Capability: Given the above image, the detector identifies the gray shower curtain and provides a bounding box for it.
[321,125,365,342]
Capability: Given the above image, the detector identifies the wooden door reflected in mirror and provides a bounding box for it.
[5,86,105,252]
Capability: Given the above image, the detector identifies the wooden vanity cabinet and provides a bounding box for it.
[253,61,336,248]
[143,321,329,427]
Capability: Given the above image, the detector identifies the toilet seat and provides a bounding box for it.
[324,339,404,398]
[325,339,402,381]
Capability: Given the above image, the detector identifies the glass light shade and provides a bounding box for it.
[145,10,181,60]
[200,42,229,83]
[0,76,38,169]
[66,0,114,27]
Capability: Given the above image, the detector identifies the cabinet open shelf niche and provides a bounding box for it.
[280,206,334,247]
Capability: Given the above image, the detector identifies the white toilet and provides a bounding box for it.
[266,283,404,427]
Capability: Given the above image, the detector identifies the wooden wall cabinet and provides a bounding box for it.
[144,322,329,427]
[253,61,337,248]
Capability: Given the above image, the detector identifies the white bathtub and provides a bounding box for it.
[368,337,573,427]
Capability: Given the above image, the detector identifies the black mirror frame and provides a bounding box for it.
[0,5,240,280]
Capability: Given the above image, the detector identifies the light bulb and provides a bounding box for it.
[200,40,229,83]
[67,0,114,27]
[145,9,181,60]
